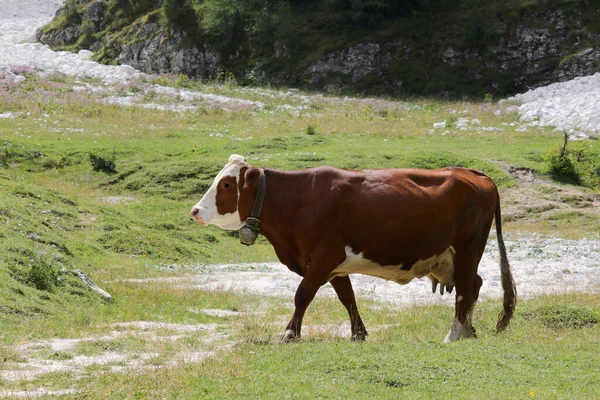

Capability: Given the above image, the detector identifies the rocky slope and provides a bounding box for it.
[37,0,600,97]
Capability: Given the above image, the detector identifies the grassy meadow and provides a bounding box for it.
[1,72,600,398]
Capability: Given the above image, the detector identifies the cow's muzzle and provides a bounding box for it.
[191,207,207,226]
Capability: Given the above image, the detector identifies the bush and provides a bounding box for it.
[175,73,190,88]
[62,0,80,23]
[545,131,600,189]
[163,0,189,21]
[42,156,71,170]
[89,149,117,173]
[568,141,600,189]
[28,249,60,291]
[545,131,580,184]
[523,305,599,329]
[546,150,579,183]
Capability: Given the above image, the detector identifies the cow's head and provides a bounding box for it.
[191,154,254,230]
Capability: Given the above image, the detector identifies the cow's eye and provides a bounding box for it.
[224,183,231,189]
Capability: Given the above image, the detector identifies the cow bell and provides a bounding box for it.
[240,216,260,246]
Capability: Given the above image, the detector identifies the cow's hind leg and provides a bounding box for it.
[444,252,483,343]
[330,276,368,341]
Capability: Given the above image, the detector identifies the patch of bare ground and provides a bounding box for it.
[0,389,79,399]
[0,321,231,385]
[100,196,136,205]
[500,166,600,237]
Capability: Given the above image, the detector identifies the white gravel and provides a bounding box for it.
[1,321,228,383]
[3,0,600,134]
[130,235,600,309]
[0,0,140,84]
[504,73,600,136]
[0,389,79,399]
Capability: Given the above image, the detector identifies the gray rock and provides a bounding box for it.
[38,24,83,47]
[37,1,600,94]
[556,47,600,81]
[442,47,480,66]
[84,0,106,32]
[114,23,219,77]
[307,43,386,84]
[75,270,112,301]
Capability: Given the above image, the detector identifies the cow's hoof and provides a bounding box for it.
[279,329,299,343]
[351,333,367,342]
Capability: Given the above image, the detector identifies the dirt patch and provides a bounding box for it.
[500,166,600,236]
[100,196,136,205]
[111,321,219,333]
[1,321,231,384]
[121,231,600,309]
[0,389,79,399]
[193,308,246,317]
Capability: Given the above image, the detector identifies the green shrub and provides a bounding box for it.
[28,250,60,291]
[523,305,599,329]
[62,0,81,23]
[176,73,190,88]
[568,141,600,189]
[42,156,71,170]
[305,123,317,135]
[89,149,117,173]
[163,0,189,21]
[81,17,95,35]
[546,149,579,183]
[545,131,580,184]
[545,132,600,189]
[210,69,238,86]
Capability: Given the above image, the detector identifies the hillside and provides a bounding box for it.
[37,0,600,98]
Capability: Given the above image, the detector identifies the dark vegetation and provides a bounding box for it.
[41,0,600,97]
[546,131,600,187]
[89,148,117,173]
[522,304,599,329]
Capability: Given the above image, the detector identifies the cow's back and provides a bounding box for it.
[303,166,498,268]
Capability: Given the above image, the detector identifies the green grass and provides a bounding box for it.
[1,71,600,397]
[4,292,597,399]
[1,72,598,313]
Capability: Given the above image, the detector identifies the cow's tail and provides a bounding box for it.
[494,192,517,332]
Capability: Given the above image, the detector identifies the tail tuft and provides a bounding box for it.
[495,194,517,332]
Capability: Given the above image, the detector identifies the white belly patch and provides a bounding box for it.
[328,246,456,286]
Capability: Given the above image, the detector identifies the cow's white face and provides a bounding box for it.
[191,154,248,230]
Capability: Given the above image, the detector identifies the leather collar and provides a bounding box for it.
[239,168,265,245]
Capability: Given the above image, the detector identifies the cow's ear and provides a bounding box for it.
[242,167,259,189]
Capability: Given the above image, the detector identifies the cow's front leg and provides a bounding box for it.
[280,276,323,342]
[280,249,344,342]
[330,276,368,341]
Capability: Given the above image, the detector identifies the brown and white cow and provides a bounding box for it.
[191,154,517,343]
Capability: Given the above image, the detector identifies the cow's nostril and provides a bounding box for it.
[191,207,200,217]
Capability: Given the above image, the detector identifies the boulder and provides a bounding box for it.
[37,25,83,47]
[84,0,106,32]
